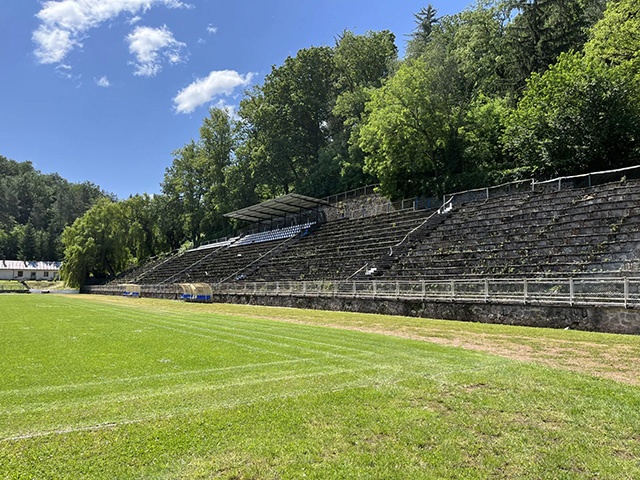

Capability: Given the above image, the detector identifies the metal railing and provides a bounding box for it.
[84,283,181,298]
[444,179,534,206]
[535,165,640,191]
[209,277,640,309]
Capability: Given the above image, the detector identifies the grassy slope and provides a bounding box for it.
[0,281,27,291]
[24,280,67,290]
[0,294,638,479]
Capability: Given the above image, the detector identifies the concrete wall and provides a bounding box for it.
[321,193,397,222]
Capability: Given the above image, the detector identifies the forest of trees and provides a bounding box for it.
[0,155,107,262]
[2,0,638,286]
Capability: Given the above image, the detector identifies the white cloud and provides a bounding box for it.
[56,63,73,73]
[95,75,111,87]
[206,24,217,35]
[127,25,186,77]
[55,63,82,84]
[173,70,254,114]
[33,26,79,64]
[33,0,191,65]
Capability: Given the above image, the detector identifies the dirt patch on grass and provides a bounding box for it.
[415,334,640,385]
[251,317,640,386]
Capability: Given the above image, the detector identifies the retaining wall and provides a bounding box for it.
[209,293,640,335]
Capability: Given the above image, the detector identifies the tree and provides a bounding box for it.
[504,0,607,93]
[503,52,640,178]
[198,107,235,236]
[329,30,398,191]
[406,4,440,58]
[463,94,511,173]
[504,0,640,178]
[125,194,161,263]
[584,0,640,68]
[359,54,466,198]
[162,140,207,246]
[151,194,184,251]
[161,107,236,246]
[238,46,335,197]
[359,10,508,199]
[61,198,130,287]
[19,222,37,261]
[0,156,106,261]
[447,0,514,98]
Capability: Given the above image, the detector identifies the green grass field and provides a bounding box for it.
[1,294,639,479]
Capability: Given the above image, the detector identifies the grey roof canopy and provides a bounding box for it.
[224,193,330,223]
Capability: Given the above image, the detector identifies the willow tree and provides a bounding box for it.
[61,198,130,287]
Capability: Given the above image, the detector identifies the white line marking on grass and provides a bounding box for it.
[84,303,379,360]
[105,305,475,368]
[0,364,372,416]
[109,309,304,361]
[80,301,490,373]
[1,419,142,442]
[159,311,381,356]
[0,359,311,397]
[0,366,384,441]
[1,362,506,443]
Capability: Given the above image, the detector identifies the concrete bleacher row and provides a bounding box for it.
[127,210,436,285]
[113,251,180,284]
[249,210,435,281]
[126,223,313,284]
[385,180,640,279]
[116,177,640,287]
[232,223,314,247]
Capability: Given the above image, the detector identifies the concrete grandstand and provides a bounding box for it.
[88,166,640,333]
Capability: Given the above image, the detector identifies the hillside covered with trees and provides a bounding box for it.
[0,155,107,262]
[21,0,638,286]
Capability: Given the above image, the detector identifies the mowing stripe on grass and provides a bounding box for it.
[87,304,380,359]
[78,299,458,375]
[96,304,470,370]
[1,363,371,413]
[0,296,509,442]
[116,311,377,362]
[98,309,303,361]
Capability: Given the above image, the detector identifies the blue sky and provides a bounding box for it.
[1,0,470,199]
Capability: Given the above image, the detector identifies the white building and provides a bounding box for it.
[0,260,61,281]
